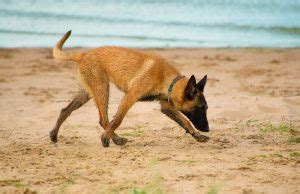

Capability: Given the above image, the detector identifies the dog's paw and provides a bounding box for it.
[101,133,110,147]
[49,130,58,143]
[112,135,128,146]
[192,132,209,142]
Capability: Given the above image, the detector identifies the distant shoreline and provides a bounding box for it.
[1,47,300,50]
[2,0,300,48]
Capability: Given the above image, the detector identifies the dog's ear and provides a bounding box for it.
[185,75,197,100]
[197,75,207,92]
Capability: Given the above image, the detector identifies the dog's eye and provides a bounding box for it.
[199,105,208,110]
[199,105,205,109]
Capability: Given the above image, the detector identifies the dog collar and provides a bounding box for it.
[168,76,185,103]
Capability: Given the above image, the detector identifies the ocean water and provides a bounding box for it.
[1,0,300,48]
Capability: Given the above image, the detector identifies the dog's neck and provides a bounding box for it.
[159,72,182,99]
[156,63,182,100]
[167,76,185,103]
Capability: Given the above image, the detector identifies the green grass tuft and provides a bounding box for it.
[60,177,74,194]
[181,160,197,164]
[289,152,300,158]
[131,188,147,194]
[271,153,284,158]
[260,120,297,133]
[207,184,221,194]
[148,158,159,166]
[129,176,163,194]
[130,187,163,194]
[258,154,267,158]
[121,130,144,137]
[14,181,29,188]
[288,136,300,144]
[0,179,29,188]
[246,119,259,127]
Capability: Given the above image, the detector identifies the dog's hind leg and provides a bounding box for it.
[49,89,90,143]
[89,80,110,131]
[101,91,138,147]
[101,59,158,147]
[88,78,129,146]
[83,75,125,146]
[89,80,129,146]
[101,85,154,147]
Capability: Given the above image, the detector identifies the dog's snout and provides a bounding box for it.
[203,126,209,132]
[198,125,209,132]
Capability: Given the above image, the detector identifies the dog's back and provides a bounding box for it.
[53,31,179,94]
[79,46,171,92]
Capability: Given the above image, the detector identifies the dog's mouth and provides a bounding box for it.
[181,110,209,132]
[196,125,209,132]
[191,118,209,132]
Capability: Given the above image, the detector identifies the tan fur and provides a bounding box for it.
[170,78,199,112]
[50,31,208,147]
[53,30,83,62]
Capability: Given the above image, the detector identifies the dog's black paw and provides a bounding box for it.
[49,130,58,143]
[101,133,110,147]
[112,135,128,146]
[192,132,209,142]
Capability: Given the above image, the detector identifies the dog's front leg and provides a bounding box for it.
[160,100,209,142]
[101,92,138,147]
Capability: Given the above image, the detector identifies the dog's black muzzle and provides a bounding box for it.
[182,108,209,132]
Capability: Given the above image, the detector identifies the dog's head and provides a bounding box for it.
[171,75,209,132]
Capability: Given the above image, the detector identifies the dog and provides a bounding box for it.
[50,31,209,147]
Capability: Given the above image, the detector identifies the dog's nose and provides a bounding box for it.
[203,126,209,132]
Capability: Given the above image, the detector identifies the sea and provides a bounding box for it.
[1,0,300,48]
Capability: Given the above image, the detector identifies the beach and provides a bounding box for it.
[0,47,299,193]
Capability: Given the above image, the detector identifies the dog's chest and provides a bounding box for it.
[139,94,166,102]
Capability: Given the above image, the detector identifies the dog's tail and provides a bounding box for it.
[53,30,83,63]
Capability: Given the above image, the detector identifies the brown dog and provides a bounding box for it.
[50,31,209,147]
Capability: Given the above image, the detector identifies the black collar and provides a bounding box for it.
[168,76,185,102]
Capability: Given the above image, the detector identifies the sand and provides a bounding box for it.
[0,47,299,194]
